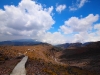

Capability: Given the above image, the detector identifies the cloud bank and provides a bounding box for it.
[60,14,100,43]
[0,0,67,44]
[0,0,100,44]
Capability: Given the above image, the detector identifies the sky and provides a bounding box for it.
[0,0,100,44]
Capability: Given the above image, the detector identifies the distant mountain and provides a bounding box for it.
[12,39,38,42]
[0,39,43,46]
[56,42,82,49]
[81,42,92,47]
[56,42,95,49]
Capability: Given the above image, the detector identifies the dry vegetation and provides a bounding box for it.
[0,44,99,75]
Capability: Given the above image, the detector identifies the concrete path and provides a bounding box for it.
[10,56,28,75]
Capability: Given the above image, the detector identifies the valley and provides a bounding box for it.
[0,41,100,75]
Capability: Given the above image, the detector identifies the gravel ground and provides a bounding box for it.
[0,59,20,75]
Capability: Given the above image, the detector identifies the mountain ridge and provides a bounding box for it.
[0,39,43,46]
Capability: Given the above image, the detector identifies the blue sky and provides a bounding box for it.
[0,0,100,44]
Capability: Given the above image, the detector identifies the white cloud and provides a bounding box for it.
[94,24,100,36]
[60,14,99,34]
[78,0,88,8]
[56,4,66,13]
[94,24,100,30]
[73,31,88,43]
[0,0,68,45]
[0,0,100,44]
[38,32,67,44]
[73,17,100,43]
[60,14,100,43]
[73,31,100,43]
[59,25,72,34]
[69,0,88,11]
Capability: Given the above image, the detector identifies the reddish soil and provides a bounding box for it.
[0,59,20,75]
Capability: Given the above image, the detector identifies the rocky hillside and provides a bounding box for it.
[0,42,100,75]
[56,41,100,74]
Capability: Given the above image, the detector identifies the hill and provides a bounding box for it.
[0,41,100,75]
[56,41,100,73]
[56,42,93,49]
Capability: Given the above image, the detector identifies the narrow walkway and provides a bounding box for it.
[10,56,28,75]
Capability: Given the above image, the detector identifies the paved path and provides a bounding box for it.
[10,56,28,75]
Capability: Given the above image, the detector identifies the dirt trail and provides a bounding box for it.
[10,56,28,75]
